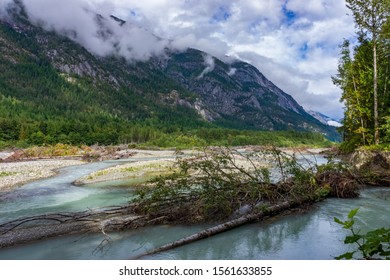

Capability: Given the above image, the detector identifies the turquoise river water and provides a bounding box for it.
[0,156,389,260]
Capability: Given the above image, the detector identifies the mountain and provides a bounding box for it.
[0,1,339,145]
[307,111,342,128]
[160,50,331,132]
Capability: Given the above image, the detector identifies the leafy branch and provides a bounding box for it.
[133,147,359,223]
[335,208,390,260]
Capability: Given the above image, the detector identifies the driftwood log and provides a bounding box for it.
[0,205,152,249]
[0,199,304,252]
[133,200,302,259]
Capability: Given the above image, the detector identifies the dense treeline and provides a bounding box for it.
[333,0,389,150]
[0,112,332,149]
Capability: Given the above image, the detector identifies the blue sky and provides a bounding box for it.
[1,0,356,119]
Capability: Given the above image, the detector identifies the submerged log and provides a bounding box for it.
[132,200,301,259]
[0,205,148,249]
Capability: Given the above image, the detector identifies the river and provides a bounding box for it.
[0,155,389,260]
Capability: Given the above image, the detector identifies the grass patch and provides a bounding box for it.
[22,143,91,157]
[0,171,16,177]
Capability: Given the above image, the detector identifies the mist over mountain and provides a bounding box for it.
[1,0,175,61]
[0,0,340,145]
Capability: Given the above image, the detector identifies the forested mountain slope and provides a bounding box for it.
[0,1,339,146]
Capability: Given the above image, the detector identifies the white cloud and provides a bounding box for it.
[328,120,342,127]
[228,68,236,76]
[1,0,356,119]
[197,54,215,79]
[0,0,14,17]
[18,0,170,61]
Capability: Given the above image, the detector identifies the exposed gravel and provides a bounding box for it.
[0,160,85,192]
[74,158,177,185]
[0,147,329,191]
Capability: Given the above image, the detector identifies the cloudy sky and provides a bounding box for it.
[1,0,356,120]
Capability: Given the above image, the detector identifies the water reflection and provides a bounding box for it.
[0,188,389,260]
[0,159,156,224]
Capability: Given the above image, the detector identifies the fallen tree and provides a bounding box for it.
[0,205,150,248]
[132,200,302,259]
[132,147,360,223]
[0,147,362,251]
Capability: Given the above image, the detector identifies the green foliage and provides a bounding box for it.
[140,129,333,149]
[133,148,343,222]
[382,116,390,143]
[335,1,390,148]
[335,208,390,259]
[0,171,16,177]
[346,0,388,37]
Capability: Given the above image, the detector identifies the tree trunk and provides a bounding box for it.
[352,76,366,145]
[373,37,379,145]
[0,206,146,249]
[132,200,302,259]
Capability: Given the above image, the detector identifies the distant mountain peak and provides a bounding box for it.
[307,110,342,128]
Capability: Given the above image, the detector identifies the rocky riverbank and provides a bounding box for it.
[0,146,331,191]
[0,159,85,192]
[74,158,177,185]
[343,149,390,186]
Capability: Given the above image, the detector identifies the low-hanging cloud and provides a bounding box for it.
[1,0,170,61]
[227,68,236,76]
[197,54,215,79]
[0,0,13,18]
[1,0,356,119]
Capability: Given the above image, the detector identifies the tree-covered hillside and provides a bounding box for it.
[0,2,338,148]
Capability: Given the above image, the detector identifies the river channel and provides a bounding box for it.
[0,155,389,260]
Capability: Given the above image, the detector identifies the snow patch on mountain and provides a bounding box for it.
[307,110,342,127]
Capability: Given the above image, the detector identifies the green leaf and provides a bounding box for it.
[334,217,345,225]
[343,220,355,229]
[348,208,359,219]
[379,247,390,257]
[335,252,355,260]
[345,234,362,244]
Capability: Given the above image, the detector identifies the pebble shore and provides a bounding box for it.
[0,159,85,191]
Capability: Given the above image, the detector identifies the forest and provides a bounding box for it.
[333,0,390,151]
[0,22,332,149]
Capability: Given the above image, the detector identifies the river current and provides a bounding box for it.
[0,156,389,260]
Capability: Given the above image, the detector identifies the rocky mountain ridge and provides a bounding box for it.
[0,1,339,141]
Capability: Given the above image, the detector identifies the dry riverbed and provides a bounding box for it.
[0,159,85,192]
[74,158,177,185]
[0,146,330,191]
[0,148,192,191]
[73,148,277,185]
